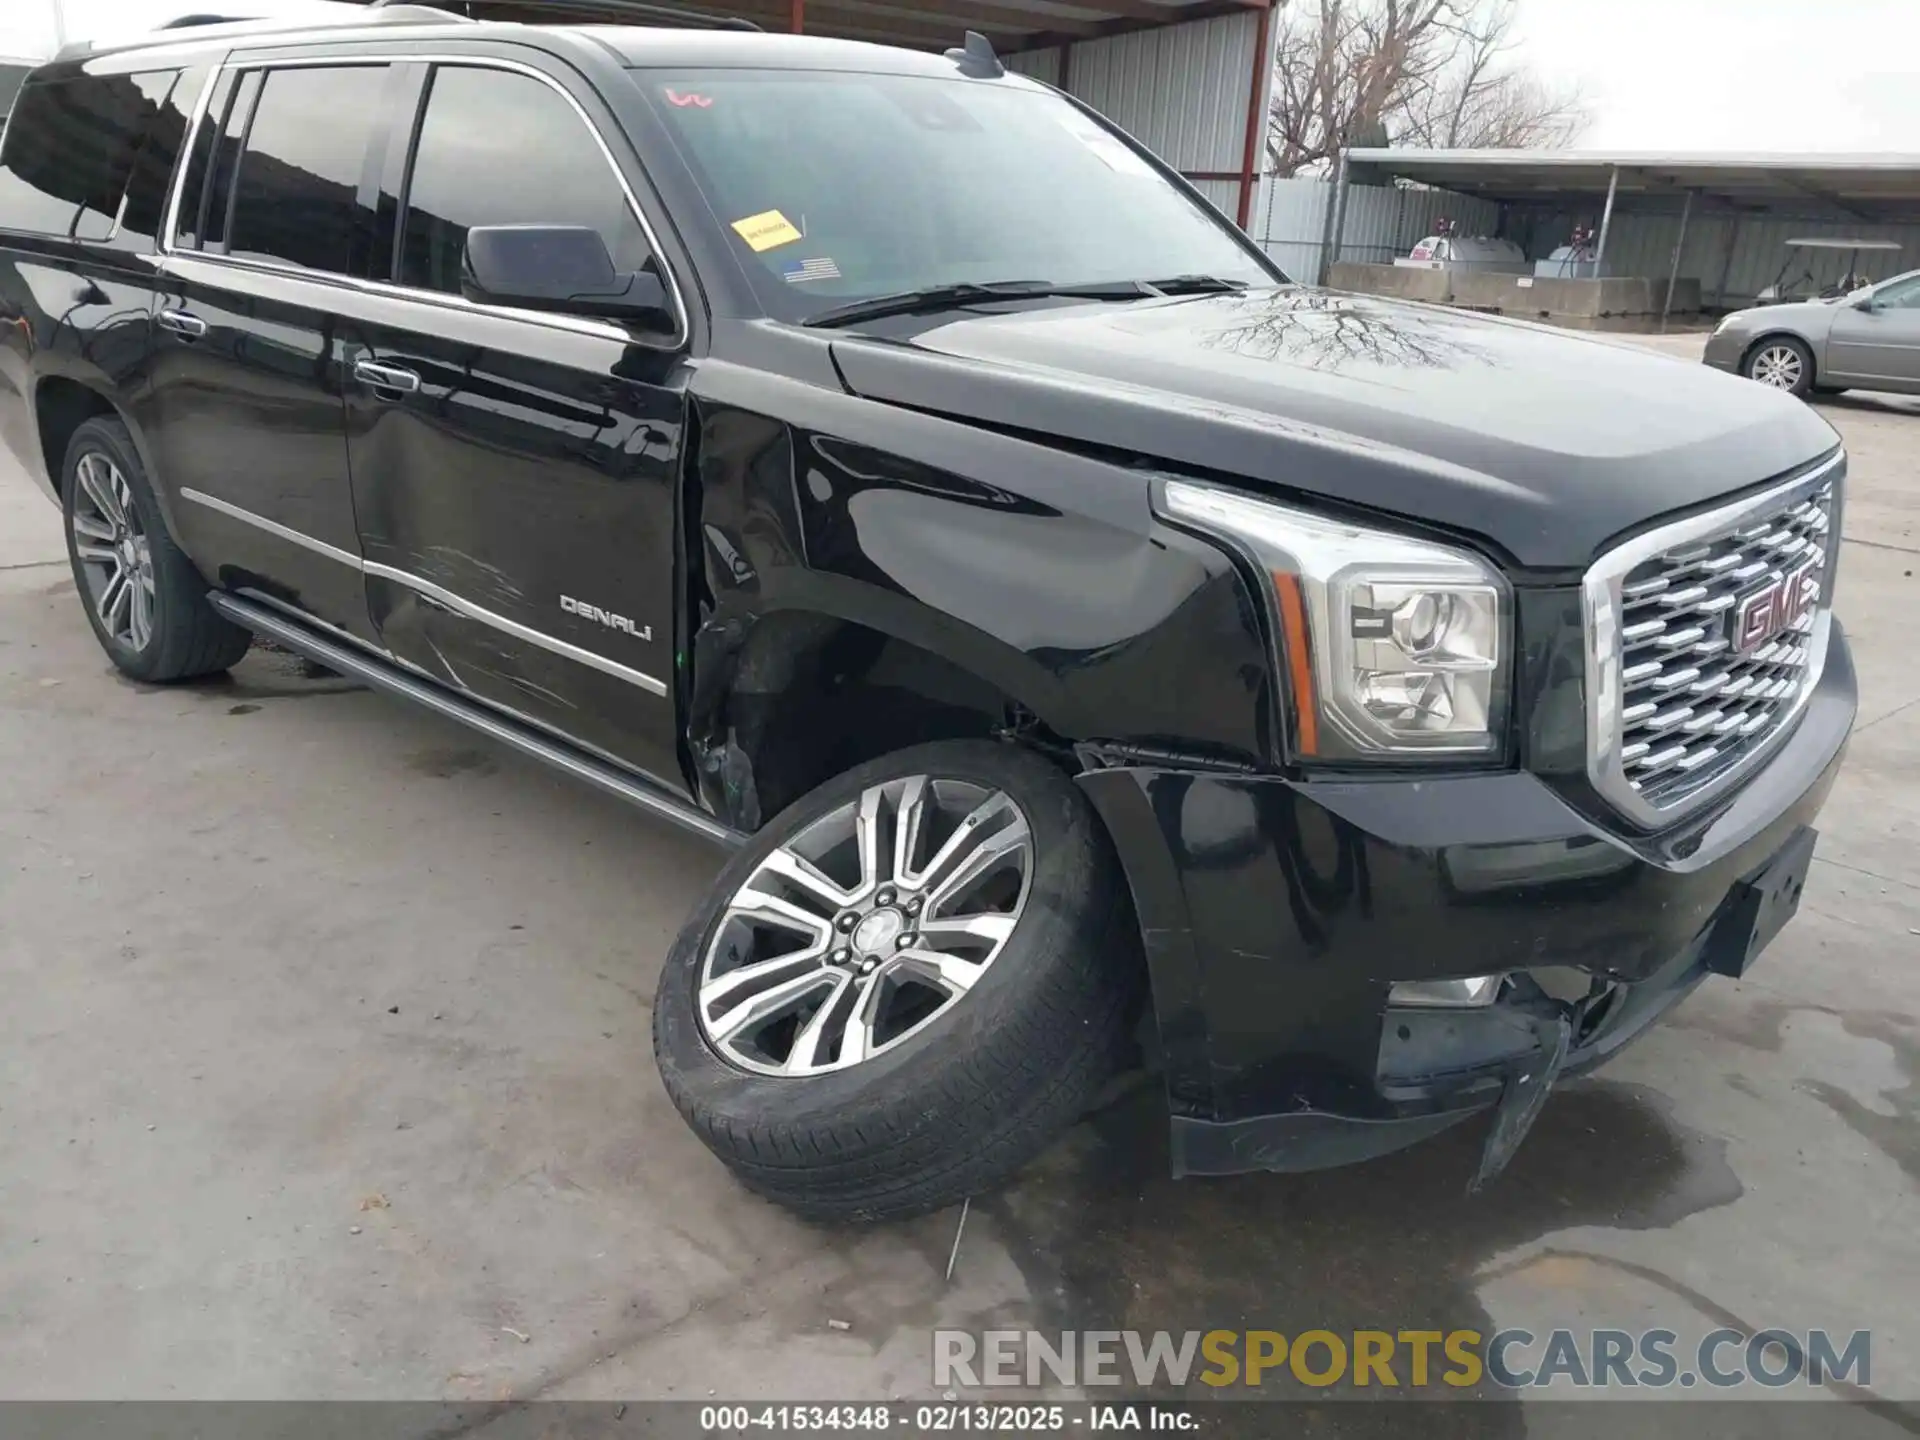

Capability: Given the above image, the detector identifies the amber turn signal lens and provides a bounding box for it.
[1272,572,1318,757]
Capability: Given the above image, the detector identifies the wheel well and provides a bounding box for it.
[1742,331,1815,376]
[696,613,1054,829]
[35,377,118,492]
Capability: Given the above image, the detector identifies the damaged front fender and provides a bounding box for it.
[681,354,1275,830]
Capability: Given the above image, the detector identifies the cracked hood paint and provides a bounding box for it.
[828,287,1841,571]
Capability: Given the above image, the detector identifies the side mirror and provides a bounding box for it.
[460,225,672,327]
[1853,293,1880,311]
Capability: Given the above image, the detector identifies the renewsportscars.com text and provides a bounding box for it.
[933,1328,1871,1391]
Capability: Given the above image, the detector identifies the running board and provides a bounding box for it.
[208,591,743,849]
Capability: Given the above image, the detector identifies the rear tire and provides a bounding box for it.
[654,739,1141,1222]
[1742,335,1815,398]
[61,416,251,682]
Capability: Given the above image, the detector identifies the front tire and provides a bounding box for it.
[654,739,1141,1222]
[1743,336,1815,397]
[61,416,251,682]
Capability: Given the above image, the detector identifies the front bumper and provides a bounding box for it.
[1077,626,1856,1179]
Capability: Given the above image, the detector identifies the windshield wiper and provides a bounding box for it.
[803,279,1152,329]
[1141,274,1250,295]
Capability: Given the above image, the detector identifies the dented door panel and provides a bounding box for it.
[345,296,687,787]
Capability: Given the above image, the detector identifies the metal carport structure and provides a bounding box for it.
[1336,148,1920,313]
[461,0,1281,226]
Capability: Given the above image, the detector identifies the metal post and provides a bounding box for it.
[1314,163,1340,283]
[789,0,803,32]
[1593,165,1620,274]
[1661,188,1694,333]
[1713,211,1742,311]
[1324,146,1353,283]
[1057,41,1072,95]
[51,0,69,49]
[1235,0,1274,230]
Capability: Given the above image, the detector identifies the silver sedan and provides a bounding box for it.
[1704,268,1920,398]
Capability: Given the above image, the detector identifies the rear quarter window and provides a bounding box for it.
[0,67,186,243]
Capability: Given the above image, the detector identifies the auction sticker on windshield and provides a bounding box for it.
[731,209,804,252]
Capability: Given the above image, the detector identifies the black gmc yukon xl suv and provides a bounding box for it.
[0,8,1853,1220]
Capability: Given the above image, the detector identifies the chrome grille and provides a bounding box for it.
[1584,456,1843,825]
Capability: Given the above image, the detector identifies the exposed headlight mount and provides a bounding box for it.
[1389,975,1506,1007]
[1157,480,1511,762]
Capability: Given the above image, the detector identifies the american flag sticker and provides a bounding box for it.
[781,256,842,284]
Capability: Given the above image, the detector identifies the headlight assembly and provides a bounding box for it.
[1157,480,1511,762]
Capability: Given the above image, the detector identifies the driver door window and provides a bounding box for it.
[1870,275,1920,310]
[1830,272,1920,385]
[396,65,651,296]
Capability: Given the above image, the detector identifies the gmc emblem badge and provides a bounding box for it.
[1730,558,1820,655]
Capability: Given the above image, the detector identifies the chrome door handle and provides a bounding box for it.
[353,360,421,396]
[157,309,207,339]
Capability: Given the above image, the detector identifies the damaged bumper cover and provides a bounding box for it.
[1076,628,1856,1184]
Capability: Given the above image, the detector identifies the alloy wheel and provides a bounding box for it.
[70,452,156,652]
[1749,344,1804,390]
[697,775,1033,1076]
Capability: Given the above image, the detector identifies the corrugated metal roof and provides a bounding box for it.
[1345,148,1920,223]
[468,0,1275,56]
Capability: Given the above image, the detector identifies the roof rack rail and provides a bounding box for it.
[383,0,764,31]
[54,4,464,61]
[152,3,460,26]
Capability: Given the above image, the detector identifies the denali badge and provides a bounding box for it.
[560,594,652,641]
[1730,559,1819,655]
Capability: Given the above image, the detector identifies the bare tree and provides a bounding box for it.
[1267,0,1586,176]
[1390,0,1588,149]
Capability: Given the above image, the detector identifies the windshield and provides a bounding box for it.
[634,68,1278,323]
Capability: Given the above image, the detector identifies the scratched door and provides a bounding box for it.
[343,60,688,787]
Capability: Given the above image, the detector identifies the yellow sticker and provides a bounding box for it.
[730,209,803,253]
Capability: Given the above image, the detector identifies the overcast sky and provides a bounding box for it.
[1513,0,1920,152]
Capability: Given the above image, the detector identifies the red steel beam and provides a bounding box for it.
[790,0,804,30]
[1235,0,1273,229]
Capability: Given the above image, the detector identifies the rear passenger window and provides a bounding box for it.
[398,65,650,296]
[223,65,386,273]
[117,67,204,248]
[0,68,183,240]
